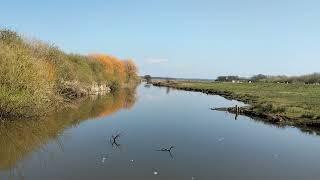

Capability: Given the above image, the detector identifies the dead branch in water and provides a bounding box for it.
[157,146,175,152]
[156,145,175,159]
[110,133,121,147]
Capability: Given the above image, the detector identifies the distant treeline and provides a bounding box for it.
[0,29,138,118]
[142,75,213,82]
[216,73,320,84]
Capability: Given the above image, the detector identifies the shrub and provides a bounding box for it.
[107,79,121,92]
[0,29,138,118]
[0,30,56,117]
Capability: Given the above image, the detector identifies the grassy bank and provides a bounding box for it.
[152,80,320,126]
[0,29,138,118]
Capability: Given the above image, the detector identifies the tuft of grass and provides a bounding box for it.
[255,103,273,113]
[300,113,316,119]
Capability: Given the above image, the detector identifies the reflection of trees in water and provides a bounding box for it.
[96,87,137,118]
[298,127,320,136]
[166,87,170,94]
[0,87,137,170]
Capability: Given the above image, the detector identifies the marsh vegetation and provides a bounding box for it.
[0,29,138,118]
[153,80,320,126]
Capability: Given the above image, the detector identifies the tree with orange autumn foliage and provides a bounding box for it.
[123,59,138,82]
[88,54,138,84]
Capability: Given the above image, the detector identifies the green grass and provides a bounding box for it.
[156,81,320,124]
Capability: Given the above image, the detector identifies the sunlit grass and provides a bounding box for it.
[0,29,139,118]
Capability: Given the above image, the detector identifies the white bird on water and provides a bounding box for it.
[101,154,109,163]
[102,157,107,163]
[152,169,159,175]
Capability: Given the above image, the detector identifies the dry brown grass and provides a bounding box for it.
[0,29,139,118]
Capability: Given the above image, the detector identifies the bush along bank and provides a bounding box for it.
[0,29,138,119]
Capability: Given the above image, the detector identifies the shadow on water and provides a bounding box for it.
[0,87,137,171]
[227,109,320,137]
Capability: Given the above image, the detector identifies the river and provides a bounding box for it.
[1,83,320,180]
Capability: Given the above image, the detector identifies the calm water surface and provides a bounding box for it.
[1,84,320,180]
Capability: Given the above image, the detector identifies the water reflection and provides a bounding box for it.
[166,87,170,94]
[3,84,320,180]
[144,84,151,88]
[0,87,137,170]
[233,113,320,136]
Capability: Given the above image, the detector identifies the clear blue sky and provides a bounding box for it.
[1,0,319,78]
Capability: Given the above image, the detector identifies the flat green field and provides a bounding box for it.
[155,81,320,124]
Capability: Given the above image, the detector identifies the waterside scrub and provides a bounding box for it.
[0,29,138,118]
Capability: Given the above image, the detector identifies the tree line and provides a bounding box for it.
[216,73,320,84]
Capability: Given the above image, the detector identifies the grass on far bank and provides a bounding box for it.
[154,81,320,124]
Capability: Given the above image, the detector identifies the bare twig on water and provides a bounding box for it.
[156,145,175,159]
[157,145,175,152]
[110,132,121,148]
